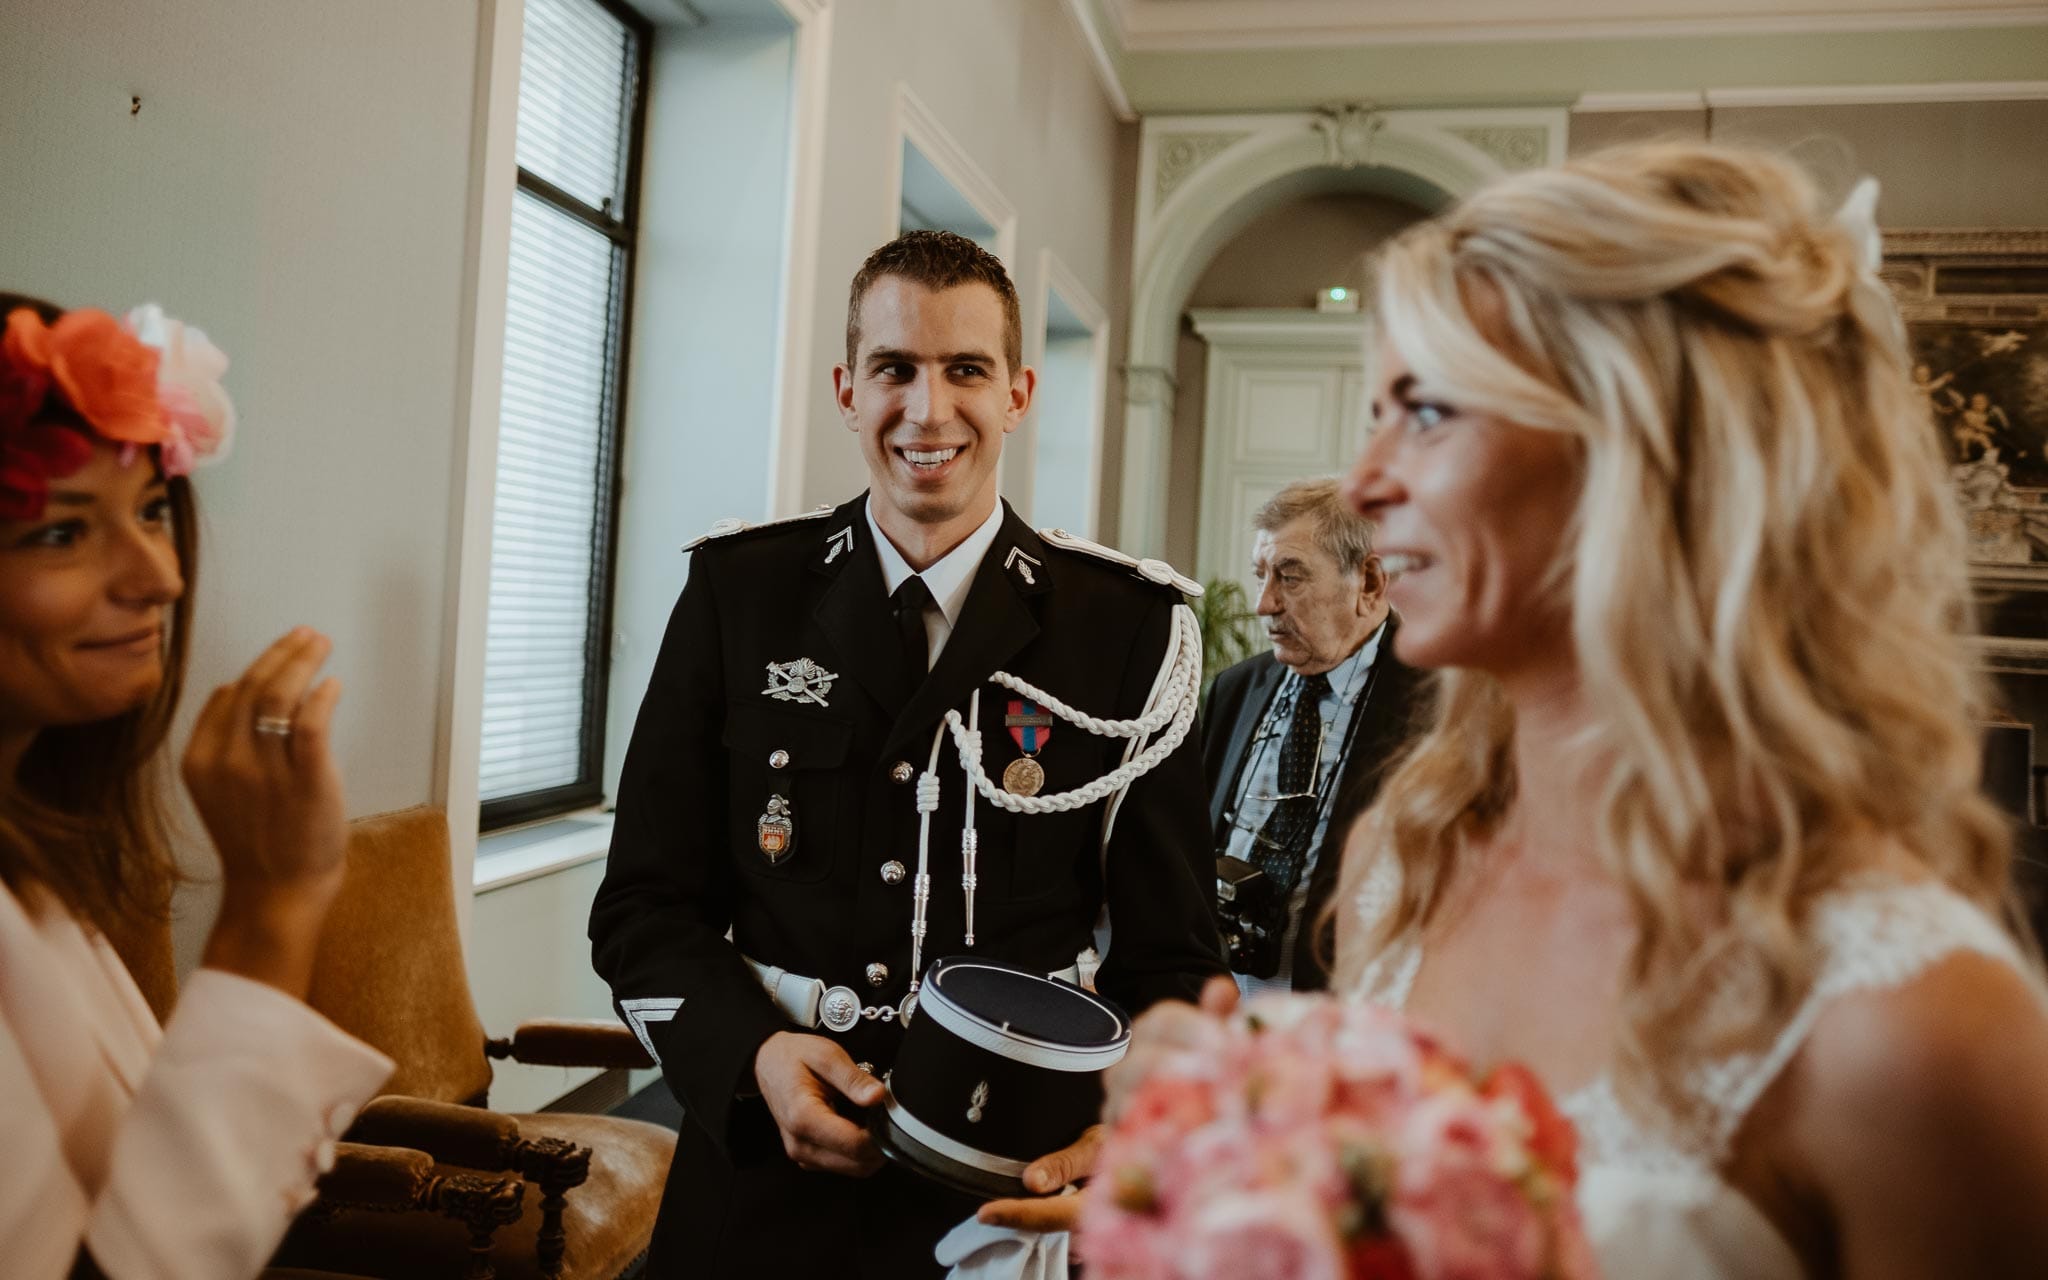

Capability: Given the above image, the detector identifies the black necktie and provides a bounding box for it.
[1253,671,1331,899]
[892,575,935,690]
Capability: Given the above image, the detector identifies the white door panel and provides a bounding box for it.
[1192,310,1371,603]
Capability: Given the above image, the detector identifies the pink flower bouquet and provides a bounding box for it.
[1078,995,1597,1280]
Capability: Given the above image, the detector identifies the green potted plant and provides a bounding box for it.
[1193,577,1262,693]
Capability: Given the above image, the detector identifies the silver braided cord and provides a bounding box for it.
[968,604,1200,741]
[909,725,948,991]
[943,603,1202,815]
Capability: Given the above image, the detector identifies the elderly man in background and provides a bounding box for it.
[1203,478,1430,995]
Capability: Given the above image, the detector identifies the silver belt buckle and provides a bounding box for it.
[819,985,861,1033]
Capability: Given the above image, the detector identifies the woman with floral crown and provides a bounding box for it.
[0,292,391,1278]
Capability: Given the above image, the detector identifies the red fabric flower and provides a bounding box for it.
[5,307,166,445]
[0,419,94,520]
[0,306,165,521]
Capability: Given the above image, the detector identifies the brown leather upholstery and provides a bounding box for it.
[275,1114,671,1280]
[293,807,665,1280]
[308,807,494,1104]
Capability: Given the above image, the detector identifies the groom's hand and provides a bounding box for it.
[977,1124,1102,1232]
[754,1031,885,1176]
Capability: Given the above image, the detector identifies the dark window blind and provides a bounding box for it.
[479,0,648,828]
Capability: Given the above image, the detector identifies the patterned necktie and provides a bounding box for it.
[892,575,935,689]
[1253,671,1332,898]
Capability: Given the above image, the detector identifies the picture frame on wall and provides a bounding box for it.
[1882,230,2048,676]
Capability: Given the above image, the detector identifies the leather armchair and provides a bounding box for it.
[274,807,672,1280]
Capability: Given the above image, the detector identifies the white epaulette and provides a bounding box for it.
[1037,527,1203,597]
[681,505,835,553]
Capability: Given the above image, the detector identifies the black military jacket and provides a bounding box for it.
[590,494,1224,1276]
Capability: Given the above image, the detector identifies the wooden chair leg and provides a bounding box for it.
[515,1136,593,1280]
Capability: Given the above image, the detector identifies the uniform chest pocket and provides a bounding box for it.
[723,704,855,884]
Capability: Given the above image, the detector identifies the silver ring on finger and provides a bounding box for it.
[254,714,296,737]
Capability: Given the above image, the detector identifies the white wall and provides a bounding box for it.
[0,0,482,968]
[793,0,1128,511]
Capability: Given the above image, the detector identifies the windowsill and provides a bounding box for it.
[474,808,614,892]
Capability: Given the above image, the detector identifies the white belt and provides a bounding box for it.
[746,956,1083,1035]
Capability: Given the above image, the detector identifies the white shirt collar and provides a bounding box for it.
[865,497,1006,626]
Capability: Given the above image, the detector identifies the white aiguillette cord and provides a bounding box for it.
[904,603,1202,999]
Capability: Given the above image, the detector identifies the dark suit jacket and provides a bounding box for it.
[590,495,1225,1277]
[1202,617,1431,990]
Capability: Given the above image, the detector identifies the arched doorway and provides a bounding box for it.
[1116,106,1569,556]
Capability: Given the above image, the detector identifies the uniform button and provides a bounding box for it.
[890,761,915,784]
[865,962,890,987]
[769,749,790,769]
[880,860,906,885]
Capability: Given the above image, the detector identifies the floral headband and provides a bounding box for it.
[0,303,236,521]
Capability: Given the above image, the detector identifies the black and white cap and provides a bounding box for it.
[871,956,1131,1200]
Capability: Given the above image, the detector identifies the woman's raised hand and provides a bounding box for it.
[185,627,347,995]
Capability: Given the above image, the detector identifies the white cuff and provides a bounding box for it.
[87,969,393,1280]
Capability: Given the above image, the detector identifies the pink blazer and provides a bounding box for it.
[0,879,391,1279]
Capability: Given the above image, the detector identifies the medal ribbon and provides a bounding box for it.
[1006,698,1052,755]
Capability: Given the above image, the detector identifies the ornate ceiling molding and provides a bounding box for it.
[1101,0,2048,53]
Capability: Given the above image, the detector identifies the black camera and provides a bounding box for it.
[1215,854,1286,978]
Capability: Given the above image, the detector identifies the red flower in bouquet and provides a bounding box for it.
[1078,996,1596,1280]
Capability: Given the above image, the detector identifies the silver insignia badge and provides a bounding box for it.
[824,526,854,563]
[763,657,839,707]
[966,1080,989,1124]
[1003,546,1042,585]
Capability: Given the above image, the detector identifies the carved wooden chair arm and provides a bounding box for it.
[342,1095,597,1280]
[487,1017,655,1070]
[309,1142,525,1280]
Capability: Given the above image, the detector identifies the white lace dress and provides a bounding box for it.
[1345,857,2034,1280]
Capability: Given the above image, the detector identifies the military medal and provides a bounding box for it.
[1001,757,1044,797]
[1003,699,1052,796]
[756,794,794,864]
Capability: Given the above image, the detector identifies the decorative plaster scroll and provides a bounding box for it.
[1154,132,1246,206]
[1445,125,1550,171]
[1123,363,1178,410]
[1313,104,1384,170]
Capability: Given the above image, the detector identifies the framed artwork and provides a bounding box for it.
[1882,229,2048,571]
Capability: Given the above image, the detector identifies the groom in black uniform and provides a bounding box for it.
[590,230,1225,1277]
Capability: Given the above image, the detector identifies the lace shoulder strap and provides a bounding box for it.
[1348,851,1423,1009]
[1695,878,2031,1156]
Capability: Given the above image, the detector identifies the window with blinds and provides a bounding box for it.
[479,0,649,829]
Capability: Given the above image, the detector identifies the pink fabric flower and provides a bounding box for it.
[125,303,235,476]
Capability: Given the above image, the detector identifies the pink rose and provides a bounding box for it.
[1390,1094,1548,1280]
[1173,1191,1348,1280]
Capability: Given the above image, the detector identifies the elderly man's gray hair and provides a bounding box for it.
[1252,478,1377,572]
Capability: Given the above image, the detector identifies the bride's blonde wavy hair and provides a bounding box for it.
[1330,142,2024,1114]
